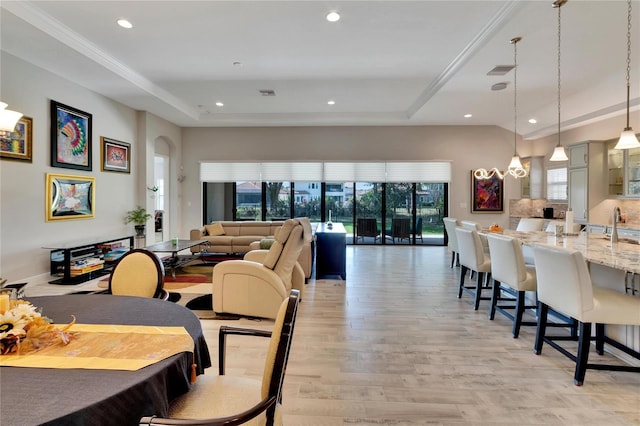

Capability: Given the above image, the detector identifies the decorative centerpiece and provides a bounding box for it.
[0,297,76,355]
[488,224,503,232]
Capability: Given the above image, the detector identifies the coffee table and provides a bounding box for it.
[144,239,207,279]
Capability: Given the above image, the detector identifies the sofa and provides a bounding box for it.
[190,219,314,279]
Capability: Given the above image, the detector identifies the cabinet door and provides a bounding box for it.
[626,146,640,196]
[607,141,624,196]
[520,158,531,198]
[569,168,588,222]
[569,144,588,168]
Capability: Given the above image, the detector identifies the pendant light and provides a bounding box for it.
[550,0,569,162]
[474,37,528,181]
[507,36,527,178]
[614,0,640,149]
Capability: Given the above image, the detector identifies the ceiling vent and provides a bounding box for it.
[487,65,515,76]
[259,89,276,96]
[491,82,509,91]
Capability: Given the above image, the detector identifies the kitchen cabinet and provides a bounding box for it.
[568,142,606,224]
[606,138,640,198]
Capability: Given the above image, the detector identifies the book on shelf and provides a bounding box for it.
[69,264,104,276]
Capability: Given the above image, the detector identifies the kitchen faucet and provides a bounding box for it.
[611,207,621,244]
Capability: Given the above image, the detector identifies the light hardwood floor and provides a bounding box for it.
[198,245,640,425]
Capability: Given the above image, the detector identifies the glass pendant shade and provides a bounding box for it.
[508,155,523,169]
[0,102,23,133]
[615,129,640,149]
[550,145,569,161]
[507,155,527,178]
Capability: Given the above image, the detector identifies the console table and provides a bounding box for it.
[44,236,134,285]
[315,222,346,280]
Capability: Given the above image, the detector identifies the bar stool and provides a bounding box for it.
[533,244,640,386]
[455,227,491,310]
[516,218,544,231]
[443,217,460,268]
[486,234,537,338]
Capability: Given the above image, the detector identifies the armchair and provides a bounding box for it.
[212,218,306,319]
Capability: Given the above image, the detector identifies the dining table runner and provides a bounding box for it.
[0,323,194,371]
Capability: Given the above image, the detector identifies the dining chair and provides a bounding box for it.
[516,218,544,232]
[443,217,460,268]
[140,289,301,426]
[108,249,168,300]
[486,234,537,338]
[460,220,489,255]
[455,227,492,310]
[533,245,640,386]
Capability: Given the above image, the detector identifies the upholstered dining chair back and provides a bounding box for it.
[460,220,481,231]
[443,218,459,251]
[533,245,593,319]
[109,249,167,299]
[516,218,544,232]
[486,234,535,292]
[456,228,489,272]
[141,289,301,426]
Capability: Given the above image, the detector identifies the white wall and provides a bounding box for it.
[180,125,523,232]
[0,53,179,281]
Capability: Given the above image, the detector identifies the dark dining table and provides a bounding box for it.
[0,294,211,426]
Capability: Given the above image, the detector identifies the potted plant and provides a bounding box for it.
[125,206,152,237]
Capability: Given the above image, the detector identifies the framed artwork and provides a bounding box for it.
[45,173,95,221]
[0,116,32,162]
[50,100,92,171]
[471,170,504,213]
[101,136,131,173]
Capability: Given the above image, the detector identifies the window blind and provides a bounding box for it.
[546,167,567,201]
[200,161,452,183]
[261,162,323,181]
[323,162,386,182]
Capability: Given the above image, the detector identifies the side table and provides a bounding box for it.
[315,222,346,280]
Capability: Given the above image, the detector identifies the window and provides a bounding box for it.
[546,167,567,201]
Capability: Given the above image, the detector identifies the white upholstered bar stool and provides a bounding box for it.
[461,220,489,256]
[455,227,492,310]
[533,244,640,386]
[486,234,537,338]
[516,218,544,231]
[443,217,460,268]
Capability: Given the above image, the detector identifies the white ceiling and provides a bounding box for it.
[1,1,639,139]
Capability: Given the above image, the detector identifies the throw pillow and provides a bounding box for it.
[204,223,225,236]
[260,238,275,250]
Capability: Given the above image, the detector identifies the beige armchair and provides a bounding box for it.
[212,218,307,319]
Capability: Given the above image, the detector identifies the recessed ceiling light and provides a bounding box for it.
[326,11,340,22]
[116,18,133,29]
[328,100,336,105]
[528,118,537,124]
[215,102,224,107]
[464,114,472,118]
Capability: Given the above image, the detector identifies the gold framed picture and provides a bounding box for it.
[46,173,95,221]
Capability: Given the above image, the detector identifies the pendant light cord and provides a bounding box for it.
[513,38,518,156]
[557,1,562,147]
[625,0,632,130]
